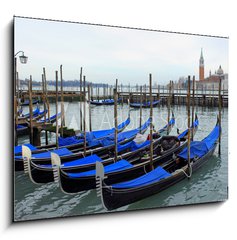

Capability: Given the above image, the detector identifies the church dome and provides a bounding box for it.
[217,65,224,75]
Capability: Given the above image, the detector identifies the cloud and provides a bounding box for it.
[15,17,228,85]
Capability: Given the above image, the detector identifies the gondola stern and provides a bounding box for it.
[95,161,109,211]
[22,145,32,174]
[51,152,61,184]
[22,146,38,184]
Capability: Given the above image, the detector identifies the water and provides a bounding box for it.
[14,104,228,221]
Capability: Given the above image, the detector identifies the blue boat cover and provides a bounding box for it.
[59,117,150,147]
[88,117,130,139]
[38,109,48,116]
[66,159,133,178]
[112,166,171,189]
[58,136,84,147]
[177,119,199,140]
[61,154,103,168]
[16,125,28,130]
[14,143,37,155]
[130,100,160,108]
[22,106,40,118]
[58,117,130,147]
[103,99,114,103]
[94,118,151,147]
[159,117,175,133]
[38,112,61,123]
[178,125,220,160]
[117,140,150,153]
[15,148,72,159]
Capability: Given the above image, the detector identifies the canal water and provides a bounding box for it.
[14,103,228,221]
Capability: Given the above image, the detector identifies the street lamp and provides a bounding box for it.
[15,51,28,64]
[14,50,28,103]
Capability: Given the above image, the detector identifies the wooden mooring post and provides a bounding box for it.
[187,76,191,177]
[114,79,118,163]
[60,65,65,137]
[191,76,195,141]
[149,74,154,170]
[218,77,222,156]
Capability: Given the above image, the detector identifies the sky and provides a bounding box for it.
[14,17,229,85]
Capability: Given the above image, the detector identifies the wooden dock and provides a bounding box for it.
[18,87,228,107]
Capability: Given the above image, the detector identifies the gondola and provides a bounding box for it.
[56,135,185,193]
[18,106,40,119]
[156,111,175,135]
[58,115,131,147]
[14,114,131,156]
[96,118,220,211]
[16,124,29,136]
[51,115,197,193]
[130,100,160,108]
[20,115,179,183]
[17,108,48,124]
[37,112,61,124]
[20,99,39,106]
[90,98,120,106]
[15,117,150,171]
[16,112,61,137]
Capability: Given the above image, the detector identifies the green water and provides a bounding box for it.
[14,104,228,221]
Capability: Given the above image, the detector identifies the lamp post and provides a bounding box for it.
[14,51,28,101]
[14,51,28,146]
[15,51,28,64]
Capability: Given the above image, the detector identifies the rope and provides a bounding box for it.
[175,164,192,178]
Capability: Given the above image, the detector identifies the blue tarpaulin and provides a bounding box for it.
[117,140,150,153]
[58,136,84,147]
[22,106,40,118]
[58,117,130,147]
[130,100,160,108]
[177,118,199,140]
[66,159,133,178]
[14,143,37,155]
[178,125,220,160]
[38,112,61,123]
[112,166,171,189]
[95,118,151,147]
[61,154,102,168]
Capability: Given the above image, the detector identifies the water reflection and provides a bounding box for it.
[15,104,228,221]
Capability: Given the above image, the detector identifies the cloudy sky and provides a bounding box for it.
[14,17,228,85]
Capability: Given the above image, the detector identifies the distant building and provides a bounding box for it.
[199,48,204,81]
[196,49,228,90]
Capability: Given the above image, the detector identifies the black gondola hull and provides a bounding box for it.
[101,144,217,211]
[15,126,148,171]
[24,138,163,183]
[59,140,187,193]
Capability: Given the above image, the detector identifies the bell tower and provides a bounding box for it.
[199,48,204,81]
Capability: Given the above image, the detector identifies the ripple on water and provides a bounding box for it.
[14,105,228,221]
